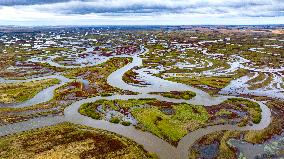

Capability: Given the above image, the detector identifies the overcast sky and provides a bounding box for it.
[0,0,283,25]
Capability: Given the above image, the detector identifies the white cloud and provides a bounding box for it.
[0,0,283,25]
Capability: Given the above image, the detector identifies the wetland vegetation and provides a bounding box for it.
[79,98,262,145]
[150,91,196,100]
[0,26,283,159]
[0,122,156,159]
[0,79,60,104]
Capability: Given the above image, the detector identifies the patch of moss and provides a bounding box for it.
[79,103,101,120]
[110,117,120,124]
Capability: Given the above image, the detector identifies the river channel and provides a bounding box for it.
[0,47,272,159]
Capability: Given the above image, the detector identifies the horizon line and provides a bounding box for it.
[1,24,284,27]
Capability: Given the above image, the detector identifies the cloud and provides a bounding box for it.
[0,0,71,6]
[0,0,283,25]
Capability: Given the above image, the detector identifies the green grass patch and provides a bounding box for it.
[151,91,196,100]
[132,103,209,143]
[225,98,262,124]
[0,78,60,104]
[79,103,101,120]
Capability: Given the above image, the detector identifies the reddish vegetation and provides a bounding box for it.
[123,69,148,85]
[56,58,133,101]
[148,100,174,108]
[115,46,138,55]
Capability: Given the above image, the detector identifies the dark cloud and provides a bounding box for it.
[63,5,185,14]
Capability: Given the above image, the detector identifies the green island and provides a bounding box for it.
[189,99,284,159]
[0,79,60,104]
[0,122,157,159]
[79,98,262,145]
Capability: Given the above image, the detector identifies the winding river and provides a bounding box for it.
[0,47,272,159]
